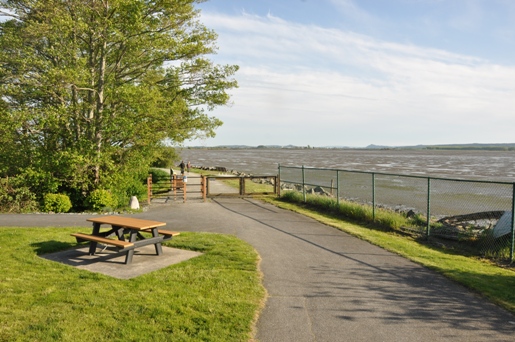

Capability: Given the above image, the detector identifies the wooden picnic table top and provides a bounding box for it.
[86,215,166,231]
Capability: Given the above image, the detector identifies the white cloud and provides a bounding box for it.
[199,11,515,146]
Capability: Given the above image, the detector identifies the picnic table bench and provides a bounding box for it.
[71,216,180,264]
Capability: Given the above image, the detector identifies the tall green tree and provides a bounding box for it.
[0,0,237,205]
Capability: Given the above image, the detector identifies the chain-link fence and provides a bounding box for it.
[278,165,515,263]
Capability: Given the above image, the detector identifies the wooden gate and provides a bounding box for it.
[147,174,278,203]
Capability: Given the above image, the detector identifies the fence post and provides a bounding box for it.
[302,165,306,203]
[511,184,515,262]
[239,177,245,196]
[426,178,431,239]
[372,173,376,221]
[183,181,187,203]
[336,170,340,206]
[278,164,281,194]
[202,175,207,202]
[172,174,177,200]
[170,168,173,191]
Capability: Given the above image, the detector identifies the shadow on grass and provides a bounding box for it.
[31,240,75,255]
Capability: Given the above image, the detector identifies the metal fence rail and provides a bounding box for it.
[278,164,515,263]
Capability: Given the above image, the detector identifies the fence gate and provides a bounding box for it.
[204,175,278,198]
[147,173,278,203]
[147,174,206,203]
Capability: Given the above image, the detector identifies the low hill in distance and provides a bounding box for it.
[400,143,515,151]
[185,143,515,151]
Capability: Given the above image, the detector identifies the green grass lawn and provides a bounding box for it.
[0,229,265,342]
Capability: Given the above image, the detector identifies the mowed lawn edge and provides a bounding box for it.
[0,229,266,342]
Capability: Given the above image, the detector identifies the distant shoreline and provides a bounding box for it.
[183,143,515,152]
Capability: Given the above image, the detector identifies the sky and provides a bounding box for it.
[183,0,515,147]
[2,1,514,148]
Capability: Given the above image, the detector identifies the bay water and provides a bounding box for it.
[178,148,515,182]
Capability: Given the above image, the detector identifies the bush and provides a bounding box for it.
[16,169,60,200]
[108,174,148,210]
[150,145,178,168]
[86,189,117,211]
[125,181,147,198]
[149,168,170,183]
[43,193,72,213]
[0,177,38,213]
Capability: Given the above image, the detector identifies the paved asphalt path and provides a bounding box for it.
[1,194,515,341]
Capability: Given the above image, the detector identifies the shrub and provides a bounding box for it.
[150,145,178,168]
[86,189,117,211]
[149,168,170,183]
[125,181,147,198]
[0,177,38,213]
[43,193,72,213]
[109,174,148,210]
[16,168,60,203]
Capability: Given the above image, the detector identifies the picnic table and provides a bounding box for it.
[71,216,180,264]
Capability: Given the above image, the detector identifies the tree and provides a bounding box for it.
[0,0,237,207]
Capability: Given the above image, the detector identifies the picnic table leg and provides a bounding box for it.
[88,222,101,255]
[151,228,163,256]
[124,230,138,264]
[113,225,126,241]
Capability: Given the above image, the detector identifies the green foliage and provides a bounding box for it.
[43,193,72,213]
[149,168,170,183]
[0,0,238,207]
[16,168,61,202]
[480,234,513,260]
[0,177,38,213]
[151,145,180,168]
[86,189,117,211]
[104,168,149,210]
[121,178,147,198]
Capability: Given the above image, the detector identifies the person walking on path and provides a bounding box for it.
[179,160,185,175]
[187,161,191,173]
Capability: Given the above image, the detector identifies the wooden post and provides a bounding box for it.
[239,177,244,196]
[172,175,177,201]
[147,174,152,205]
[202,176,207,202]
[183,182,187,203]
